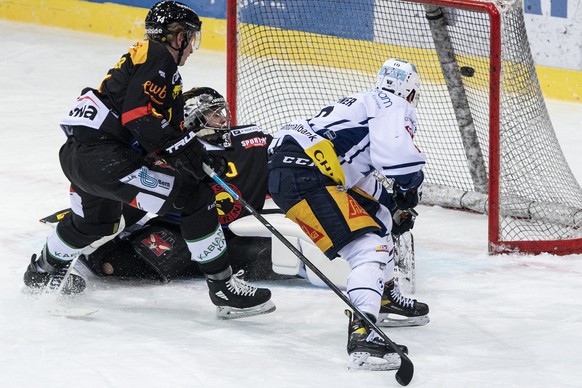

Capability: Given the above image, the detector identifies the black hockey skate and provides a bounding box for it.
[378,279,429,327]
[345,310,408,371]
[23,250,86,295]
[206,268,275,319]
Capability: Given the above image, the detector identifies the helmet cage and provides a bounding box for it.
[183,88,232,148]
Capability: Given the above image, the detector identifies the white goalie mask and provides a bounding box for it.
[183,87,232,147]
[375,58,420,107]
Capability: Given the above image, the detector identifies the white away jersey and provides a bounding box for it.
[269,89,426,189]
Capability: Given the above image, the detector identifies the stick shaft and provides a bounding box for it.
[203,164,413,385]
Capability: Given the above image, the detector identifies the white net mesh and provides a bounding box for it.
[231,0,582,251]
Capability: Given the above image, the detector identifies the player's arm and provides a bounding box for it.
[368,103,425,210]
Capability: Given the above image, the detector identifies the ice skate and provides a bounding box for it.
[207,268,275,319]
[23,249,86,294]
[345,310,408,371]
[378,279,429,327]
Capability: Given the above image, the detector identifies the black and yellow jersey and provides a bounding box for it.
[97,40,185,154]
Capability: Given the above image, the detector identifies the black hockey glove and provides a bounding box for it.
[392,171,423,210]
[392,182,422,210]
[391,209,417,237]
[205,153,228,179]
[392,187,422,210]
[164,131,209,180]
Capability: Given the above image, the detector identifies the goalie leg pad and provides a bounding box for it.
[131,221,194,282]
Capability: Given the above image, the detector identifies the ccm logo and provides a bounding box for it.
[282,156,315,167]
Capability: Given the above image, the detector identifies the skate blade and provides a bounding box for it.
[347,352,400,371]
[377,314,430,327]
[216,300,276,320]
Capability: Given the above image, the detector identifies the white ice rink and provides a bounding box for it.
[1,21,582,387]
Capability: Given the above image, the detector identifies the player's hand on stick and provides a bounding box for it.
[164,131,208,180]
[391,209,418,236]
[205,154,228,178]
[392,183,422,210]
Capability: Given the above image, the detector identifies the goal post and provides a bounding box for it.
[226,0,582,255]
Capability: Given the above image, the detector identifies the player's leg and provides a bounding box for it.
[24,184,122,293]
[173,180,275,318]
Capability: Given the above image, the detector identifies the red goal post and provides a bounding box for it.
[226,0,582,255]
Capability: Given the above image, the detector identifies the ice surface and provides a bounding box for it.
[1,21,582,388]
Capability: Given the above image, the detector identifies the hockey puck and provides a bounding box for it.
[460,66,475,77]
[102,262,114,275]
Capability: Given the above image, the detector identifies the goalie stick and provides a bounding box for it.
[202,163,414,386]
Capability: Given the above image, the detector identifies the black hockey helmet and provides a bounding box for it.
[145,1,202,50]
[183,87,232,148]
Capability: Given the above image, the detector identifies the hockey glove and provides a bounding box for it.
[392,171,423,210]
[391,209,417,237]
[164,131,208,180]
[205,153,228,179]
[392,185,422,210]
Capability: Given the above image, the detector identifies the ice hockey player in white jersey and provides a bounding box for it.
[267,58,429,371]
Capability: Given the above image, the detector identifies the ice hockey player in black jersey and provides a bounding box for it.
[23,1,275,319]
[75,86,279,286]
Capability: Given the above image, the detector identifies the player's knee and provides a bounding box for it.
[57,213,121,247]
[339,233,393,269]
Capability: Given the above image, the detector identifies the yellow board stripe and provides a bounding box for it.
[0,0,226,51]
[1,0,580,102]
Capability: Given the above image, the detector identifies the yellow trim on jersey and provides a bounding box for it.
[287,199,334,254]
[304,139,346,186]
[129,41,148,65]
[326,187,380,232]
[351,186,378,203]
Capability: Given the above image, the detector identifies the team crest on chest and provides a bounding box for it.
[212,183,244,225]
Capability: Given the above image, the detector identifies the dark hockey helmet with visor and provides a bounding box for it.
[145,1,202,50]
[183,87,232,148]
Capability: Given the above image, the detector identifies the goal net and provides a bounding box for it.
[226,0,582,255]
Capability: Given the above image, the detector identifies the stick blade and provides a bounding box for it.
[395,355,414,386]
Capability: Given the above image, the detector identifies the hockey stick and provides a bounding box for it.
[39,208,71,224]
[203,163,414,386]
